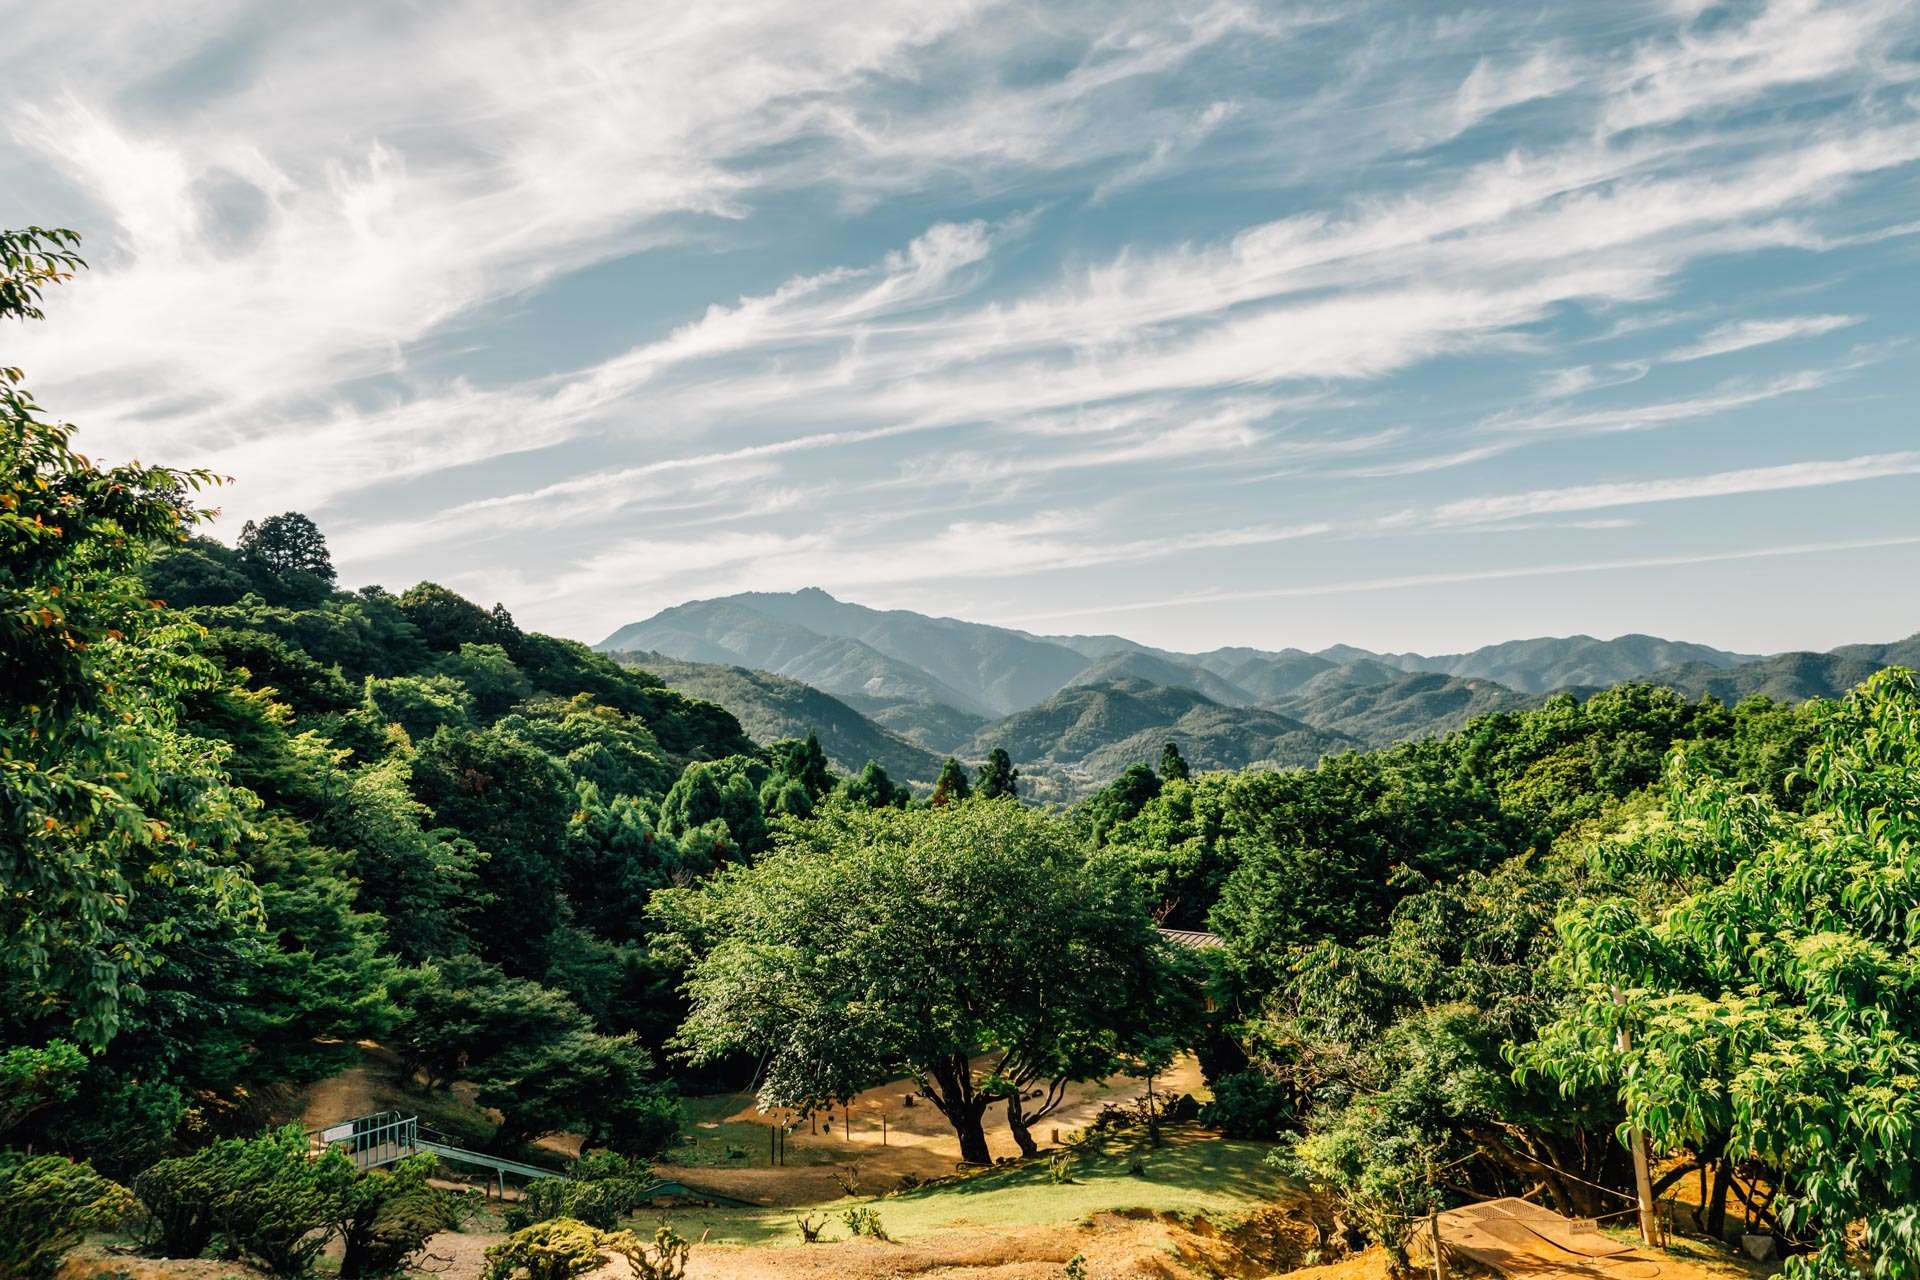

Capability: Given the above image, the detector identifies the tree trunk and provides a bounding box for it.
[1006,1093,1038,1158]
[952,1105,993,1165]
[1705,1158,1731,1240]
[921,1053,997,1165]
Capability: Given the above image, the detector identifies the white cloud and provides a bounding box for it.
[1665,313,1863,361]
[5,0,1920,644]
[1482,367,1841,434]
[1009,534,1920,622]
[1421,451,1920,526]
[1601,0,1913,135]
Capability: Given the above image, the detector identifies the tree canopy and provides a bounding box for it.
[658,800,1184,1163]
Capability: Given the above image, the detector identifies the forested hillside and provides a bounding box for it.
[974,678,1355,798]
[613,650,944,784]
[1375,633,1754,692]
[0,229,942,1239]
[1266,670,1536,746]
[1645,632,1920,702]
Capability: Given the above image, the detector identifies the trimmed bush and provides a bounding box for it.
[340,1154,461,1279]
[134,1125,357,1275]
[484,1218,610,1280]
[0,1151,136,1280]
[504,1151,654,1231]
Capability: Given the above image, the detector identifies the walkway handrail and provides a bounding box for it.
[413,1136,565,1181]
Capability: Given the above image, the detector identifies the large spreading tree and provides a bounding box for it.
[656,799,1185,1163]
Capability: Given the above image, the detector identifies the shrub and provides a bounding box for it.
[134,1125,357,1274]
[503,1151,655,1231]
[485,1218,606,1280]
[0,1151,136,1280]
[339,1154,461,1279]
[1198,1070,1293,1139]
[130,1148,220,1258]
[605,1226,691,1280]
[485,1219,689,1280]
[841,1206,889,1240]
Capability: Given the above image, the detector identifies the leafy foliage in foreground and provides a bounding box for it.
[1526,670,1920,1280]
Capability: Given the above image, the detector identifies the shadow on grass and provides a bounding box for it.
[633,1125,1294,1247]
[889,1128,1289,1207]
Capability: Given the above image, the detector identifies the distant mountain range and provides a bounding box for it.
[600,588,1913,796]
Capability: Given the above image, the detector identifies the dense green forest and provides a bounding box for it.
[5,230,1918,1279]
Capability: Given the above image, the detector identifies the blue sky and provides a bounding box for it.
[3,0,1918,653]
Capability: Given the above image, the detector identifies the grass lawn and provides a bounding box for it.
[633,1128,1293,1246]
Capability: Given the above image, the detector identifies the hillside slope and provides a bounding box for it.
[725,588,1091,716]
[601,597,991,715]
[1061,650,1260,706]
[1381,633,1755,693]
[969,678,1354,789]
[616,652,945,782]
[1272,670,1536,747]
[1647,633,1920,703]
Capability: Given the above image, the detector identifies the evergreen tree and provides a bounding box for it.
[975,747,1019,801]
[770,732,833,801]
[236,512,336,586]
[931,757,971,806]
[838,759,906,809]
[1157,741,1190,782]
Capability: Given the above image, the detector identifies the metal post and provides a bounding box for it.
[1612,986,1660,1247]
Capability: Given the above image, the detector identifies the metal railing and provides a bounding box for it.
[307,1111,419,1171]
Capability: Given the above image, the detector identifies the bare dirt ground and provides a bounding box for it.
[289,1042,1209,1207]
[360,1210,1295,1280]
[658,1053,1209,1206]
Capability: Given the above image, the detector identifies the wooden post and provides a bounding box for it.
[770,1118,776,1166]
[1429,1209,1447,1280]
[844,1107,850,1141]
[1612,986,1660,1247]
[882,1113,888,1146]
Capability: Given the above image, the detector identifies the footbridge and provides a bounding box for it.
[307,1111,759,1206]
[307,1112,563,1197]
